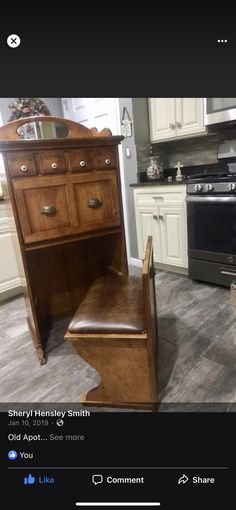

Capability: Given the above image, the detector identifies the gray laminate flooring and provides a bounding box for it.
[1,269,236,409]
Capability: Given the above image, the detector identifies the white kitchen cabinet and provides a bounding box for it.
[159,205,187,267]
[148,98,176,142]
[149,98,206,142]
[135,204,162,263]
[133,185,188,270]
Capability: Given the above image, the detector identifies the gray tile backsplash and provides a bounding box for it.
[136,131,236,175]
[152,135,222,169]
[136,144,150,173]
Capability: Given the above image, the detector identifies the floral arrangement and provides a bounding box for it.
[8,98,51,121]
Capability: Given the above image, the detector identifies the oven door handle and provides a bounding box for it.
[186,196,236,203]
[220,269,236,277]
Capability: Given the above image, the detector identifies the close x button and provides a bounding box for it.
[7,34,21,48]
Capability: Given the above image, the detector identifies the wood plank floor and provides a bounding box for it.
[1,269,236,409]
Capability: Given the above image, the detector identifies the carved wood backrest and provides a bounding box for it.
[106,237,157,317]
[142,236,155,300]
[0,115,112,141]
[142,236,158,392]
[142,236,157,335]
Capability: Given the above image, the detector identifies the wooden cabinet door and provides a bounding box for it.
[175,98,206,137]
[149,98,176,142]
[72,172,121,232]
[13,177,76,243]
[135,204,161,262]
[159,205,188,267]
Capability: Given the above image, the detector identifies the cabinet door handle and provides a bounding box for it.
[159,215,163,220]
[20,165,28,172]
[153,214,159,220]
[51,163,58,170]
[169,123,175,129]
[105,158,111,165]
[80,160,86,167]
[175,121,182,129]
[41,204,58,216]
[88,198,103,209]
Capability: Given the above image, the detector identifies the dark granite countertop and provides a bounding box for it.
[130,180,188,187]
[131,160,236,188]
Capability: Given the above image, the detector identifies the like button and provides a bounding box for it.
[24,474,36,485]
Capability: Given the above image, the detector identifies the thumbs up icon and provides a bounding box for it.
[24,474,36,485]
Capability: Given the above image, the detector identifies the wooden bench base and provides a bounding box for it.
[64,237,158,410]
[66,333,157,409]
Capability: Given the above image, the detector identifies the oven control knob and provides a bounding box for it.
[228,183,236,192]
[194,184,203,192]
[205,184,214,192]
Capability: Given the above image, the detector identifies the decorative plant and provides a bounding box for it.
[8,98,51,121]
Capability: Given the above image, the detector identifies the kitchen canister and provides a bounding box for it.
[145,155,163,181]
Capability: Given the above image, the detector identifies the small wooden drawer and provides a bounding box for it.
[66,149,93,172]
[36,151,66,175]
[7,152,37,178]
[95,148,116,170]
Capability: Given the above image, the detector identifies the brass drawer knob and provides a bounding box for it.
[20,165,28,172]
[80,160,86,167]
[105,158,111,165]
[88,198,103,209]
[41,204,58,216]
[51,163,58,170]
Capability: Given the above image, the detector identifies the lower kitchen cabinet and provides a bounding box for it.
[135,204,162,263]
[158,205,187,267]
[133,185,188,270]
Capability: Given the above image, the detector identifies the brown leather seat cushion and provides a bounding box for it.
[68,274,146,334]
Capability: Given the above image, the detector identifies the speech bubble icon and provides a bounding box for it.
[92,474,103,485]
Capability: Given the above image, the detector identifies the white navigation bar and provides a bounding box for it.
[75,504,161,507]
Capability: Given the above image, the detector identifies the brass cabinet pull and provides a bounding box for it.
[41,204,58,216]
[51,163,58,170]
[20,165,28,172]
[88,198,103,209]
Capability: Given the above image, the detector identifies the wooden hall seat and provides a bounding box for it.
[65,236,158,408]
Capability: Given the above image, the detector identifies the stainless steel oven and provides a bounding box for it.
[187,177,236,286]
[204,98,236,126]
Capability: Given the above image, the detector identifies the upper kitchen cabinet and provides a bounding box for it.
[149,98,206,142]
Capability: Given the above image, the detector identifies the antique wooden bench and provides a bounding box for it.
[65,236,158,408]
